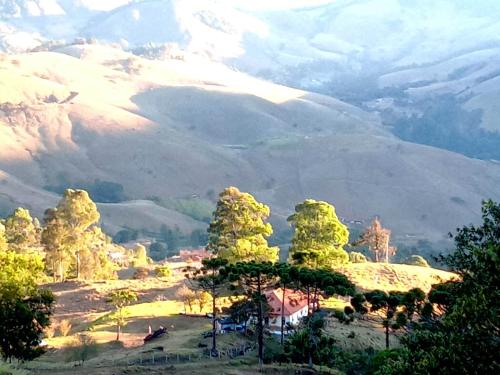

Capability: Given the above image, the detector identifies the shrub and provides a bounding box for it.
[407,255,429,267]
[263,337,284,364]
[67,334,98,365]
[133,267,149,279]
[349,251,368,263]
[59,319,72,337]
[44,325,56,339]
[155,264,172,278]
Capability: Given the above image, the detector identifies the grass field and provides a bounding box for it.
[14,261,457,374]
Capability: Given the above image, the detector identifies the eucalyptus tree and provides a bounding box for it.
[356,218,396,262]
[3,207,39,253]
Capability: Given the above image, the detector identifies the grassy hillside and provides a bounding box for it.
[336,262,457,293]
[0,45,499,241]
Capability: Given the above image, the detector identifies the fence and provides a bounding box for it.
[110,344,256,367]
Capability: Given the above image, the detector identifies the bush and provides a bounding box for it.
[133,267,149,280]
[263,337,284,364]
[407,255,429,267]
[67,334,98,365]
[44,325,56,339]
[59,319,72,337]
[349,251,368,263]
[155,264,172,278]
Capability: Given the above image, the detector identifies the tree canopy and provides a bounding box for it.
[288,199,349,268]
[207,187,278,263]
[376,200,500,374]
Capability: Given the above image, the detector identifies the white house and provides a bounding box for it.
[264,288,309,333]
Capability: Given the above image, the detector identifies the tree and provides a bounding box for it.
[160,224,181,253]
[207,187,278,263]
[378,200,500,374]
[74,227,117,280]
[185,258,229,355]
[0,223,7,252]
[190,229,208,247]
[284,313,335,368]
[3,208,39,253]
[42,189,101,280]
[41,208,68,282]
[132,244,148,267]
[356,218,396,263]
[176,285,196,313]
[109,290,138,341]
[149,241,168,261]
[56,189,100,279]
[226,261,278,367]
[197,290,211,313]
[288,199,349,268]
[293,266,355,315]
[348,290,408,349]
[0,251,54,361]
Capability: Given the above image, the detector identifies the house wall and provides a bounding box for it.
[268,306,309,327]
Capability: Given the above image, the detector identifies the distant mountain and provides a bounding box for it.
[1,0,499,159]
[1,44,499,244]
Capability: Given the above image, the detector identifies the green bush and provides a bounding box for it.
[349,251,368,263]
[407,255,429,267]
[263,337,284,364]
[155,264,173,278]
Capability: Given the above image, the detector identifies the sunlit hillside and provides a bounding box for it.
[1,44,499,241]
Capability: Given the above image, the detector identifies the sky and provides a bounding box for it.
[226,0,337,10]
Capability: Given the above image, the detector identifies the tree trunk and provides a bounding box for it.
[211,292,217,356]
[58,254,64,282]
[76,250,80,279]
[257,274,264,367]
[385,323,389,349]
[280,286,286,345]
[116,323,121,341]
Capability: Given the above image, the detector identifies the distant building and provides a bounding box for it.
[264,288,308,332]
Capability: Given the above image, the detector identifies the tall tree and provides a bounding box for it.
[41,208,68,282]
[42,189,101,280]
[56,189,100,279]
[288,199,349,268]
[109,290,138,341]
[226,261,278,367]
[207,187,278,263]
[185,258,229,355]
[356,218,396,262]
[3,208,39,253]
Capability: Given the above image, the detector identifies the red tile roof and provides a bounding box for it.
[264,288,308,317]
